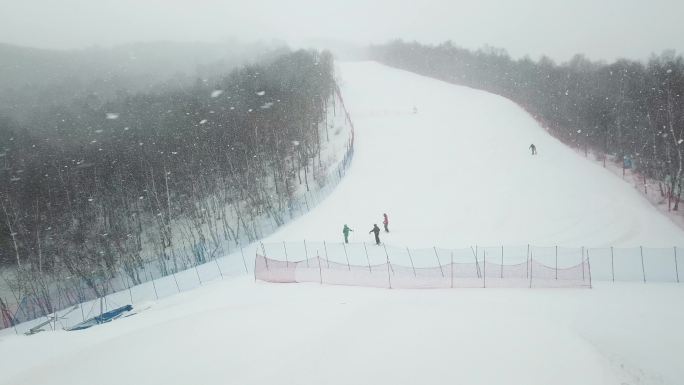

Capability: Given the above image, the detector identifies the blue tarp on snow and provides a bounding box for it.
[67,304,133,331]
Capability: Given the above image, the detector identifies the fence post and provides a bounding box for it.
[304,240,310,268]
[166,258,181,293]
[610,246,615,282]
[343,242,351,271]
[383,244,394,274]
[363,242,372,272]
[253,251,258,282]
[433,247,444,278]
[526,244,530,279]
[79,281,89,320]
[385,247,392,289]
[240,247,248,274]
[262,248,269,272]
[675,247,680,283]
[214,257,224,279]
[587,249,593,289]
[483,250,487,288]
[555,246,558,280]
[406,247,416,277]
[451,252,454,288]
[150,273,159,300]
[500,246,504,279]
[472,245,481,278]
[317,252,323,285]
[323,241,330,268]
[581,247,585,281]
[640,246,646,283]
[529,250,533,288]
[123,274,134,304]
[194,264,202,286]
[283,242,289,268]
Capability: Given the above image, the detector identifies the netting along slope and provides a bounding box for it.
[255,253,591,289]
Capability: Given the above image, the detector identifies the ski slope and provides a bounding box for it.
[1,62,683,385]
[271,61,684,247]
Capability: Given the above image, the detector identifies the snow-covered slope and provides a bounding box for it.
[1,62,683,385]
[270,62,684,247]
[2,278,682,385]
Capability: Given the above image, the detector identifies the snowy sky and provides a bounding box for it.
[1,0,683,62]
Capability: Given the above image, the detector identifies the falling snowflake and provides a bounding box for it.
[211,90,224,98]
[199,119,208,124]
[256,91,266,96]
[106,113,120,120]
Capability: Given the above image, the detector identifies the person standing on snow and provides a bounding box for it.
[342,224,353,244]
[369,224,381,245]
[529,143,537,155]
[382,213,389,233]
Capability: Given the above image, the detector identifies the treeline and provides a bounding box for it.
[371,41,684,208]
[0,49,335,307]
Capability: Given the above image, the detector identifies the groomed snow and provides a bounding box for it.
[0,279,682,385]
[270,62,684,248]
[1,62,683,385]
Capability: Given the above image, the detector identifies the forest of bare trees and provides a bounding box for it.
[0,48,338,320]
[371,41,684,209]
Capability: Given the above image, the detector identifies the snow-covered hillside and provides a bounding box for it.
[2,278,682,385]
[1,62,683,385]
[270,62,684,247]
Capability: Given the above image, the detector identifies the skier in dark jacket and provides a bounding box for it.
[529,143,537,155]
[382,213,389,233]
[369,224,381,245]
[342,224,353,243]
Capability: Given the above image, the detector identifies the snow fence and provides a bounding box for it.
[255,243,593,289]
[0,85,357,334]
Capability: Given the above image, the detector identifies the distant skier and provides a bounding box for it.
[382,213,389,233]
[529,143,537,155]
[342,224,353,244]
[369,224,381,245]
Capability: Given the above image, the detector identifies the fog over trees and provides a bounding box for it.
[0,41,289,121]
[372,40,684,208]
[0,45,335,313]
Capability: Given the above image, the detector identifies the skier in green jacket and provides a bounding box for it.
[342,224,353,243]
